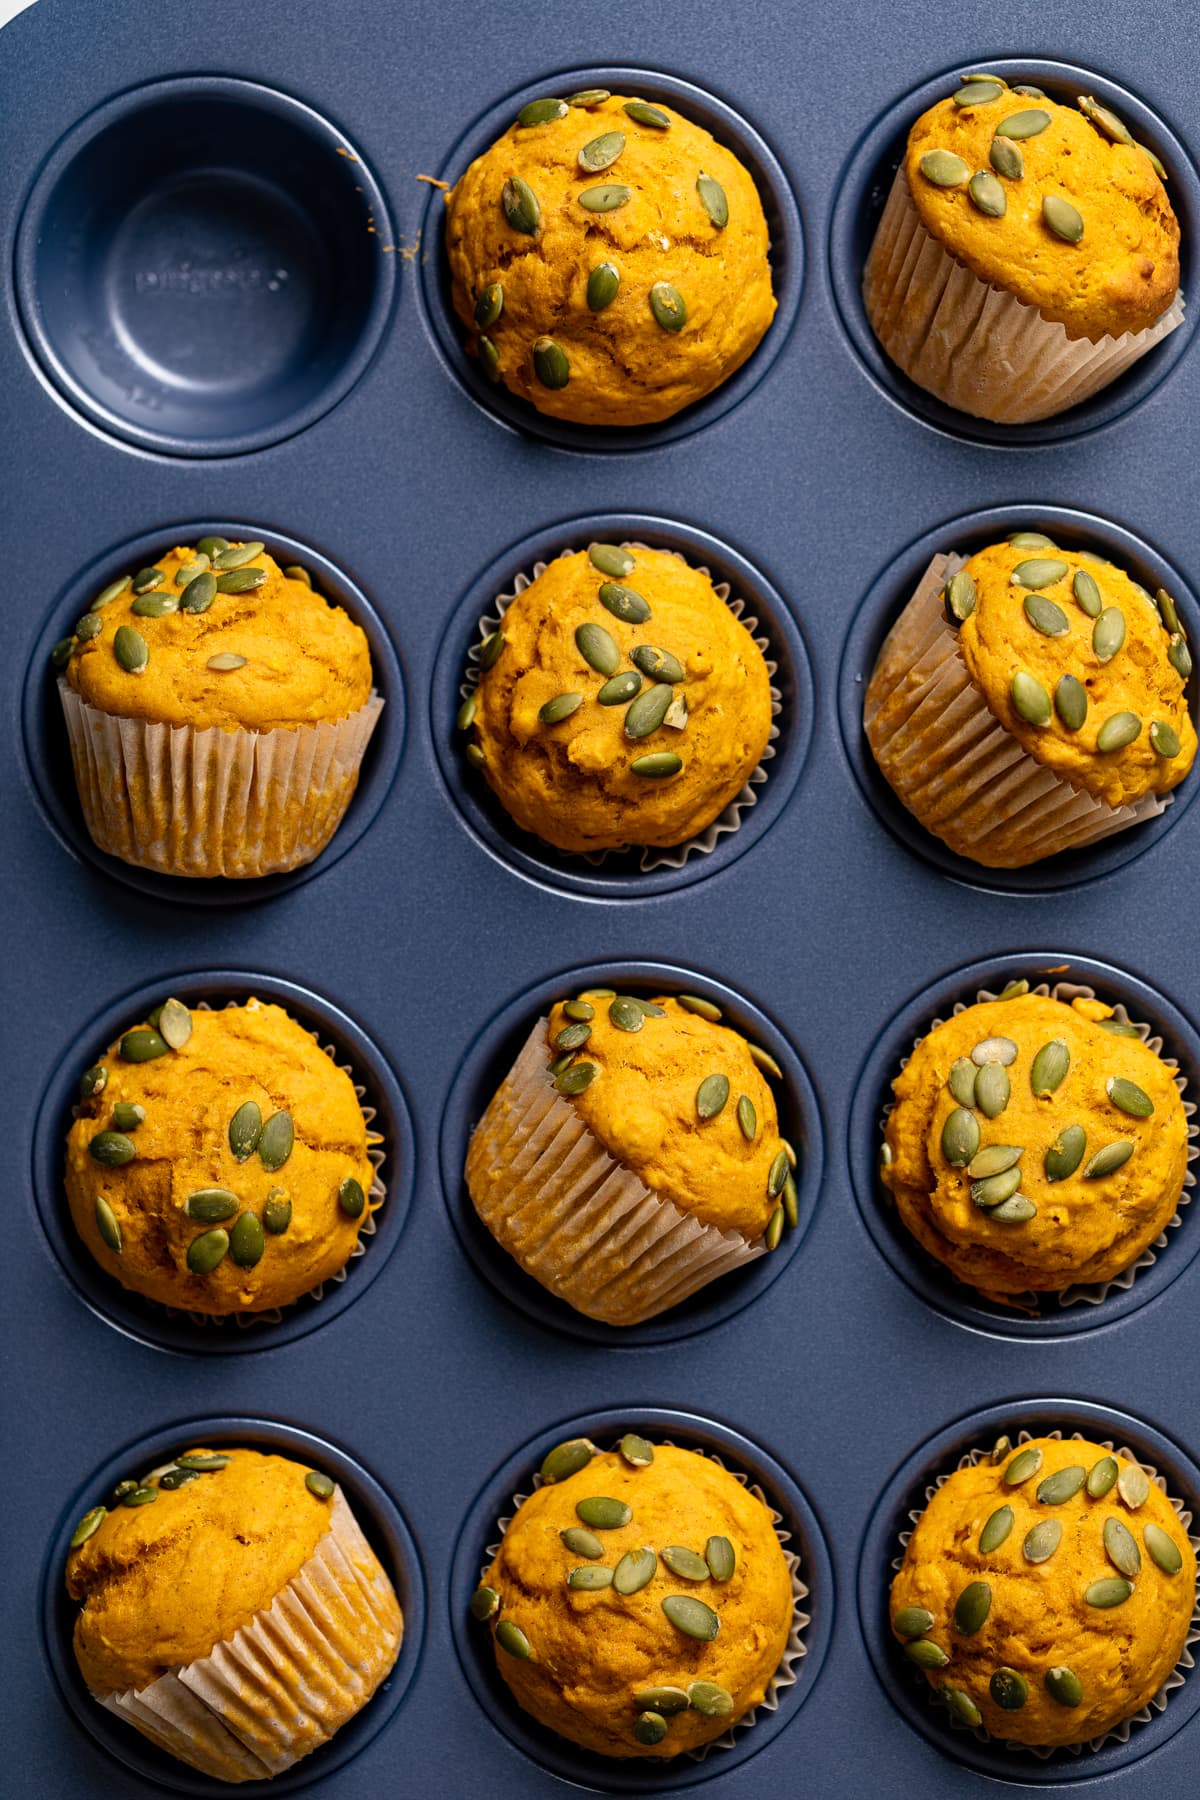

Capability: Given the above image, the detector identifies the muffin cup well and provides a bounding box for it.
[894,1427,1200,1759]
[58,677,384,879]
[863,552,1170,868]
[461,544,779,872]
[862,166,1186,424]
[96,1487,402,1782]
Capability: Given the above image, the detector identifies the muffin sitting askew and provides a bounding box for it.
[66,1445,402,1781]
[466,989,796,1325]
[445,90,776,425]
[471,1435,794,1757]
[66,995,379,1316]
[461,543,774,856]
[890,1435,1196,1746]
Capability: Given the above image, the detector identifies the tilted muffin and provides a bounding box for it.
[462,543,773,855]
[471,1435,794,1757]
[863,72,1182,422]
[864,532,1195,867]
[66,1445,402,1781]
[54,537,382,877]
[881,988,1189,1298]
[445,90,775,425]
[66,994,378,1315]
[466,989,795,1325]
[890,1435,1196,1746]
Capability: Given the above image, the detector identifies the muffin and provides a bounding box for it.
[445,90,775,425]
[460,543,774,855]
[880,986,1189,1300]
[66,995,380,1315]
[890,1434,1197,1746]
[466,989,795,1325]
[66,1445,402,1781]
[864,533,1196,867]
[471,1434,794,1757]
[53,538,383,877]
[862,73,1182,422]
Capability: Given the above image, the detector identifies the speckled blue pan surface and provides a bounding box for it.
[3,0,1200,1796]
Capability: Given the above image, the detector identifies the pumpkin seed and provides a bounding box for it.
[1086,1456,1119,1498]
[1012,557,1069,589]
[120,1027,168,1062]
[263,1192,292,1234]
[80,1064,108,1100]
[1043,194,1084,242]
[662,1594,719,1640]
[229,1100,263,1162]
[1151,720,1181,757]
[625,682,673,738]
[996,108,1051,139]
[619,1433,654,1468]
[94,1196,122,1253]
[749,1044,783,1081]
[121,1486,158,1507]
[944,569,976,624]
[283,565,311,586]
[1009,532,1057,549]
[613,1547,657,1594]
[768,1147,790,1196]
[1104,1516,1141,1578]
[631,750,682,778]
[953,1581,992,1635]
[1101,1020,1141,1037]
[211,542,264,572]
[1044,1124,1087,1182]
[1092,607,1126,662]
[662,1545,710,1581]
[1030,1039,1070,1096]
[111,1102,145,1132]
[630,644,685,684]
[578,183,631,212]
[972,1036,1018,1067]
[568,1564,614,1590]
[765,1204,784,1249]
[706,1535,736,1581]
[1055,674,1088,731]
[680,1680,733,1721]
[586,262,620,311]
[1084,1139,1134,1177]
[89,1131,135,1167]
[1138,141,1168,179]
[478,335,501,381]
[568,89,610,107]
[696,1073,730,1119]
[975,1062,1010,1119]
[599,580,651,624]
[539,691,583,725]
[216,576,266,604]
[1169,635,1192,680]
[678,994,721,1021]
[75,611,103,641]
[649,283,687,332]
[131,566,164,595]
[496,1620,531,1658]
[1073,569,1102,616]
[533,337,570,389]
[609,996,645,1033]
[70,1506,107,1548]
[1024,1519,1062,1563]
[1106,1076,1153,1118]
[1078,95,1133,145]
[541,1438,594,1484]
[180,571,217,613]
[561,1526,604,1559]
[158,997,191,1051]
[956,80,1004,106]
[979,1505,1014,1553]
[473,282,503,328]
[589,543,635,578]
[1024,594,1069,636]
[968,169,1007,216]
[94,575,132,608]
[577,1495,632,1529]
[990,136,1025,178]
[502,176,540,234]
[229,1210,265,1268]
[338,1176,366,1219]
[185,1189,239,1223]
[894,1605,935,1638]
[1085,1576,1133,1608]
[598,672,642,705]
[556,1061,597,1093]
[948,1057,977,1106]
[692,171,730,231]
[1157,588,1182,634]
[904,1639,950,1669]
[477,630,505,672]
[129,592,177,619]
[578,130,625,172]
[195,538,229,560]
[972,1167,1022,1208]
[1117,1463,1150,1509]
[990,1435,1013,1464]
[517,96,567,127]
[990,1668,1028,1710]
[919,149,969,186]
[989,1193,1037,1223]
[968,1144,1023,1178]
[1011,671,1051,725]
[1004,1446,1044,1485]
[1045,1666,1083,1708]
[258,1110,294,1172]
[1144,1523,1184,1575]
[1037,1464,1086,1505]
[50,637,75,669]
[556,1022,592,1052]
[113,625,148,673]
[470,1583,500,1621]
[187,1228,229,1275]
[624,100,670,129]
[633,1712,667,1745]
[960,71,1008,86]
[941,1684,982,1727]
[941,1108,981,1167]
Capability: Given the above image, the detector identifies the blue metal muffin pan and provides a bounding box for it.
[4,2,1200,1796]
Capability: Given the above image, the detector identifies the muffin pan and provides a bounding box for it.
[4,1,1200,1796]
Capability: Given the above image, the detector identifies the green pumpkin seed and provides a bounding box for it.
[258,1111,294,1172]
[299,1472,334,1505]
[633,1712,668,1745]
[941,1684,983,1727]
[185,1189,240,1223]
[649,282,687,332]
[563,1004,595,1029]
[972,1167,1023,1208]
[187,1228,229,1275]
[158,997,191,1051]
[989,1193,1038,1223]
[1101,1019,1141,1037]
[496,1620,531,1658]
[735,1095,758,1143]
[1085,1576,1133,1608]
[705,1535,736,1582]
[533,338,570,389]
[1030,1039,1070,1097]
[996,108,1051,139]
[338,1176,366,1219]
[561,1527,604,1559]
[953,1581,991,1635]
[904,1639,950,1669]
[618,1432,654,1468]
[687,1680,735,1719]
[919,149,970,186]
[990,1435,1013,1464]
[960,71,1008,86]
[1092,607,1126,663]
[130,593,178,618]
[990,136,1025,178]
[662,1594,719,1640]
[75,611,103,641]
[1054,674,1088,731]
[956,80,1004,106]
[1087,1456,1119,1498]
[767,1147,790,1197]
[216,573,265,601]
[89,1131,135,1167]
[979,1505,1014,1553]
[578,130,625,173]
[110,1101,145,1132]
[677,994,721,1021]
[478,335,501,382]
[630,1686,687,1715]
[80,1064,108,1101]
[180,571,217,613]
[131,566,164,595]
[624,100,670,129]
[263,1192,292,1234]
[586,262,621,311]
[609,996,645,1033]
[1043,194,1084,242]
[1079,95,1133,145]
[1169,635,1192,680]
[968,1144,1023,1178]
[577,1495,632,1530]
[541,1438,594,1484]
[597,671,642,705]
[624,682,674,738]
[1138,141,1168,179]
[1045,1666,1083,1708]
[990,1668,1028,1710]
[1005,1446,1044,1485]
[1084,1139,1134,1177]
[284,565,311,587]
[694,171,730,229]
[470,1583,500,1621]
[1073,570,1102,617]
[1012,557,1069,590]
[473,282,503,328]
[613,1546,657,1594]
[556,1061,597,1093]
[1044,1124,1087,1182]
[630,751,683,778]
[1104,1516,1141,1578]
[556,1022,592,1052]
[589,543,635,579]
[661,1544,710,1581]
[1024,1518,1063,1563]
[941,1107,981,1167]
[1024,594,1069,636]
[1011,671,1051,726]
[765,1203,784,1250]
[70,1506,107,1549]
[121,1486,158,1507]
[113,625,148,673]
[1157,588,1182,634]
[578,183,631,212]
[696,1073,730,1119]
[630,645,685,684]
[94,1196,122,1254]
[195,537,229,560]
[599,580,651,624]
[948,1057,977,1106]
[1009,532,1057,549]
[50,637,75,669]
[212,542,264,571]
[943,569,976,625]
[894,1606,935,1638]
[119,1027,168,1063]
[972,1036,1018,1067]
[568,88,611,107]
[568,1564,614,1590]
[968,169,1007,216]
[229,1210,265,1268]
[502,176,540,235]
[478,630,505,672]
[517,96,567,127]
[94,575,132,608]
[1144,1523,1184,1575]
[975,1061,1011,1119]
[539,691,583,725]
[1117,1463,1151,1509]
[1037,1464,1086,1505]
[1151,719,1182,757]
[229,1100,263,1162]
[1106,1076,1153,1119]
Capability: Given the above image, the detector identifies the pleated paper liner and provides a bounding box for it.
[879,979,1197,1315]
[864,550,1171,868]
[460,543,780,872]
[465,1019,765,1326]
[57,677,384,878]
[483,1437,809,1764]
[98,1487,403,1783]
[862,166,1185,424]
[893,1428,1200,1760]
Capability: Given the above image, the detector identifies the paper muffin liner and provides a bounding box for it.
[57,675,384,878]
[863,550,1172,868]
[862,165,1186,424]
[879,979,1197,1313]
[460,543,780,871]
[465,1018,765,1326]
[482,1437,809,1764]
[97,1486,403,1783]
[893,1427,1200,1759]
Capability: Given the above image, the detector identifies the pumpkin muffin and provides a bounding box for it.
[471,1435,794,1757]
[466,988,795,1325]
[66,1445,402,1781]
[66,995,379,1316]
[864,532,1196,868]
[890,1434,1196,1746]
[54,538,382,877]
[863,73,1182,421]
[880,987,1189,1299]
[461,543,773,855]
[445,90,775,425]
